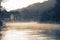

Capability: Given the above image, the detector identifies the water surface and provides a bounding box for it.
[2,29,60,40]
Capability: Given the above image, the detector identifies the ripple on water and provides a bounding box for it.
[1,29,58,40]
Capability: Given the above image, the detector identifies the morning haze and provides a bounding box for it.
[0,0,60,40]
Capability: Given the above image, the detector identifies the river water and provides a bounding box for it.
[1,29,60,40]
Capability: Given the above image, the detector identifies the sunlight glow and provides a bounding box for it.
[5,22,38,27]
[5,22,59,29]
[2,30,55,40]
[1,0,48,11]
[2,30,31,40]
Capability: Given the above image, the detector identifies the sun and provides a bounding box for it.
[1,0,48,11]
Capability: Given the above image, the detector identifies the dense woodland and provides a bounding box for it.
[0,0,60,23]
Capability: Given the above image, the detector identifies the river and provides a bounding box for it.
[1,29,60,40]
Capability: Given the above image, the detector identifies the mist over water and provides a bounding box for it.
[0,0,60,40]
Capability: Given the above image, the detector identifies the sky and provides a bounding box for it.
[1,0,48,11]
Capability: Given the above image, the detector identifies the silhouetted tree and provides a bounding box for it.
[53,0,60,23]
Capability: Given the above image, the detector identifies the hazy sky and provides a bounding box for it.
[1,0,48,11]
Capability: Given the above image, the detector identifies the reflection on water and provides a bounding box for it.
[2,29,60,40]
